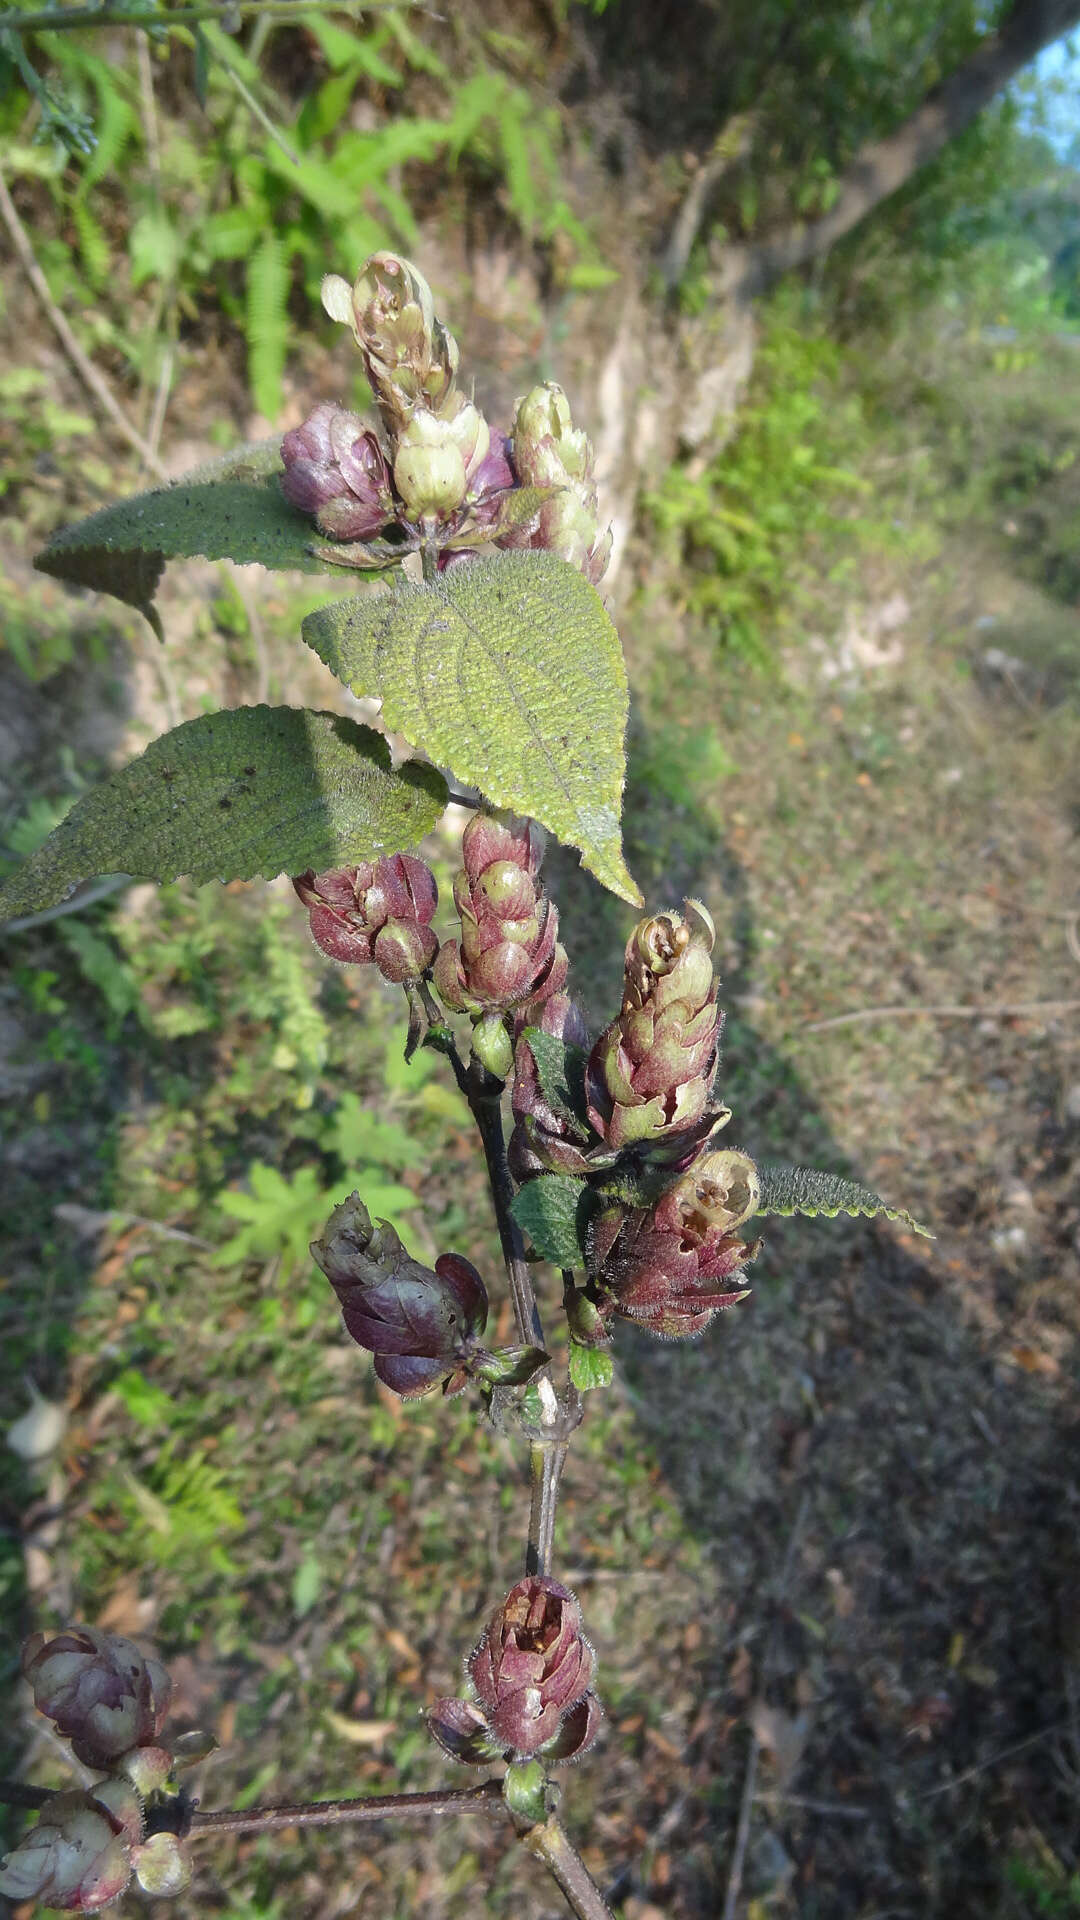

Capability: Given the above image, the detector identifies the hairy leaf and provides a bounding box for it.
[754,1164,930,1236]
[34,442,380,635]
[302,550,641,905]
[0,706,447,922]
[510,1174,589,1267]
[521,1027,591,1138]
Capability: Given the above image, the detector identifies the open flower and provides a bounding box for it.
[312,1194,489,1396]
[293,855,438,982]
[428,1576,601,1765]
[22,1626,171,1769]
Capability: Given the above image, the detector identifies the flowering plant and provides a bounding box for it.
[1,254,924,1917]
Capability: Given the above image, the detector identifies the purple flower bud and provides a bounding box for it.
[281,403,394,542]
[433,813,567,1017]
[311,1195,489,1398]
[586,902,722,1152]
[0,1782,143,1912]
[22,1626,171,1769]
[294,855,438,981]
[428,1576,601,1766]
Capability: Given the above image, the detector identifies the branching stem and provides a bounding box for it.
[520,1817,616,1920]
[187,1781,505,1836]
[417,980,543,1349]
[0,1779,506,1835]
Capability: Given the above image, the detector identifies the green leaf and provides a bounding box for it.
[292,1551,322,1618]
[503,1760,547,1825]
[521,1028,590,1137]
[33,441,365,635]
[246,231,290,421]
[754,1163,931,1236]
[569,1342,613,1392]
[129,208,181,289]
[0,706,447,923]
[302,550,641,904]
[510,1174,588,1267]
[216,1163,333,1268]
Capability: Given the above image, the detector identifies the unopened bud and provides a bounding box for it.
[0,1782,142,1913]
[22,1626,171,1768]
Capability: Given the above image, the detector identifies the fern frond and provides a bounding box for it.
[245,232,290,422]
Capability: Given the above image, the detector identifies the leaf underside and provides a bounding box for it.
[754,1163,931,1237]
[0,706,447,922]
[301,550,641,906]
[34,441,378,635]
[510,1175,589,1267]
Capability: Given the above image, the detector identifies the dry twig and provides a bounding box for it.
[0,166,168,479]
[802,998,1080,1034]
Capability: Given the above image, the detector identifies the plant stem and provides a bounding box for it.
[467,1065,544,1350]
[0,1,422,32]
[0,1779,506,1834]
[520,1817,615,1920]
[417,980,543,1349]
[0,1782,53,1811]
[526,1436,568,1577]
[188,1781,506,1836]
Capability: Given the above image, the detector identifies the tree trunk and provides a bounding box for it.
[729,0,1080,301]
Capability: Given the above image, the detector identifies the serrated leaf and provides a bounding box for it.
[569,1342,613,1392]
[33,441,370,633]
[754,1163,931,1236]
[0,706,447,922]
[521,1027,590,1137]
[302,550,640,904]
[510,1174,589,1267]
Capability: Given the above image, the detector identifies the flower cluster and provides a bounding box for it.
[293,854,438,982]
[428,1576,601,1766]
[434,813,567,1021]
[1,1630,194,1910]
[588,1148,760,1339]
[281,251,609,580]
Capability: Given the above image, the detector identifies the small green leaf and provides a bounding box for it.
[754,1164,931,1236]
[503,1760,548,1825]
[510,1175,589,1267]
[292,1551,322,1618]
[471,1344,550,1387]
[33,441,381,633]
[521,1028,590,1137]
[569,1342,613,1392]
[0,706,447,922]
[302,550,641,905]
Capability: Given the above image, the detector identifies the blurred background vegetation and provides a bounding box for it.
[1,3,1079,1916]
